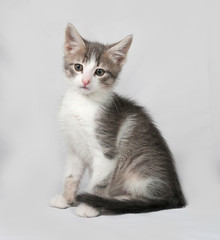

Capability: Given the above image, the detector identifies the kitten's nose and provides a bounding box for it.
[82,78,90,86]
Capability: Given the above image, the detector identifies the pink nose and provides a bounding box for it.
[82,79,90,86]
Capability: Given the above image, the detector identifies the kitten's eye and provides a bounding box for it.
[95,69,105,76]
[74,64,83,72]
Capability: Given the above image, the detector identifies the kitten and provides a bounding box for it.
[50,24,186,217]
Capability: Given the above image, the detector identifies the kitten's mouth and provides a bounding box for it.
[80,86,91,92]
[80,85,89,89]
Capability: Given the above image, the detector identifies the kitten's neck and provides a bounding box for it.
[89,90,114,105]
[66,87,114,106]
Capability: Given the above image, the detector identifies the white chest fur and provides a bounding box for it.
[59,90,101,161]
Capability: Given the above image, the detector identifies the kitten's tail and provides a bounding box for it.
[76,193,185,214]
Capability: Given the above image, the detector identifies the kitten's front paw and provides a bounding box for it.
[50,195,69,209]
[76,203,100,218]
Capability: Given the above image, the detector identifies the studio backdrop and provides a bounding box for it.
[0,0,219,239]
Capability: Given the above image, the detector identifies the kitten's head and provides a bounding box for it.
[64,24,132,97]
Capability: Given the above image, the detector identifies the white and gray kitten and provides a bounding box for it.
[50,24,186,217]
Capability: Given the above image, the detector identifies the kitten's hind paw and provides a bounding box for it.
[50,195,69,209]
[76,203,100,218]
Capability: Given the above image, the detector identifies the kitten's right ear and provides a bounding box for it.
[64,24,85,54]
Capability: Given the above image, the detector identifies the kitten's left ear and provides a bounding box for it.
[108,35,133,65]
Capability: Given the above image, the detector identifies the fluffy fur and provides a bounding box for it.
[50,24,186,217]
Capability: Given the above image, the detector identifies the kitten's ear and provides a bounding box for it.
[64,24,85,54]
[108,35,133,65]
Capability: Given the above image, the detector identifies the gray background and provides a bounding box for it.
[0,0,220,239]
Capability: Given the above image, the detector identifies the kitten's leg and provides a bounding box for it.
[76,156,115,217]
[87,156,116,194]
[50,152,86,209]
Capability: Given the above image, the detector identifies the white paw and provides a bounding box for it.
[50,195,69,209]
[76,203,100,218]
